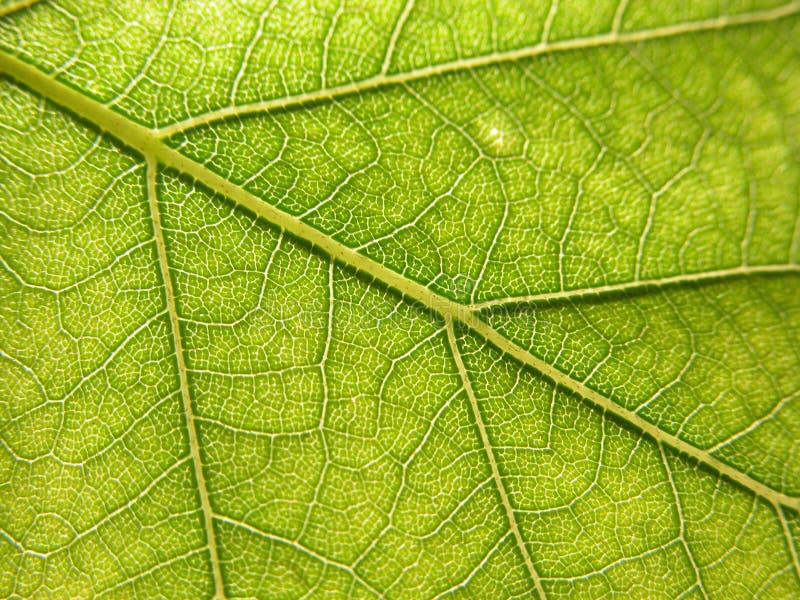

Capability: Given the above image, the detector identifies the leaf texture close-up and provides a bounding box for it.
[1,1,800,598]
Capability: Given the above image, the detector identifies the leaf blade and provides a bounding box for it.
[2,2,800,598]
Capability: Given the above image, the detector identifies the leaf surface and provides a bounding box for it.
[1,1,799,598]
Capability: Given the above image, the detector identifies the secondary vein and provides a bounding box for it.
[146,158,226,599]
[0,0,44,19]
[154,0,800,137]
[470,264,800,309]
[446,318,548,599]
[1,48,798,518]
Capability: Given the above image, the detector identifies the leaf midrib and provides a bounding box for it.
[2,16,800,594]
[2,35,799,512]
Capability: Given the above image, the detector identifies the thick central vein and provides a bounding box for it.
[146,159,225,597]
[1,46,798,528]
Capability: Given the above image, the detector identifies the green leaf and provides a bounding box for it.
[1,1,799,598]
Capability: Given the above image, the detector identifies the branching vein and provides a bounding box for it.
[469,264,800,309]
[146,158,225,598]
[446,318,547,598]
[153,1,800,137]
[3,49,797,514]
[0,0,44,19]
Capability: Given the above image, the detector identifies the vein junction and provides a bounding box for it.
[145,158,226,599]
[1,36,798,516]
[2,10,800,592]
[154,0,800,137]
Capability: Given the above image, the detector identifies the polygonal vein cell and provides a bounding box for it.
[0,80,214,599]
[1,1,800,598]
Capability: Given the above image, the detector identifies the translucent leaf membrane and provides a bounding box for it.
[1,0,791,127]
[1,0,799,598]
[454,327,800,599]
[0,80,212,599]
[483,274,800,497]
[0,0,408,127]
[389,0,795,71]
[156,173,537,597]
[171,16,800,302]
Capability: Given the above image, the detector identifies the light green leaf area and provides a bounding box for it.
[1,0,799,599]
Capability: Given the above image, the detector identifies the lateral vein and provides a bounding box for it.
[463,311,800,512]
[154,1,800,137]
[146,158,225,599]
[776,504,800,580]
[1,48,797,517]
[0,0,43,19]
[470,264,800,309]
[446,318,548,599]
